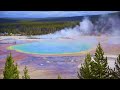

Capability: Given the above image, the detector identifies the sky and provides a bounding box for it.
[0,11,118,18]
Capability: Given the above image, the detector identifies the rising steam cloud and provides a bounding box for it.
[35,13,120,39]
[79,17,94,35]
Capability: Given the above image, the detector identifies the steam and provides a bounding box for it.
[80,17,94,35]
[38,17,94,39]
[94,14,120,36]
[34,13,120,39]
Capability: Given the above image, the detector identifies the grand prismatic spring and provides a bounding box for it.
[8,37,98,55]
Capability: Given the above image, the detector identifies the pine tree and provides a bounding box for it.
[90,43,110,79]
[13,64,19,79]
[78,43,111,79]
[58,74,62,79]
[78,53,92,79]
[116,54,120,75]
[22,66,30,79]
[3,53,19,79]
[111,54,120,79]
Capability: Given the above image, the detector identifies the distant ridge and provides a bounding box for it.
[0,18,19,23]
[0,11,120,23]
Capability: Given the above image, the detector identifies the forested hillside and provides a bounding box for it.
[0,21,79,35]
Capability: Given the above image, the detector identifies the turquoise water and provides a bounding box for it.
[10,39,97,55]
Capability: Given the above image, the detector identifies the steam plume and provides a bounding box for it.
[34,13,120,39]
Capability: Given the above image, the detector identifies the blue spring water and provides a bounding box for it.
[9,38,97,55]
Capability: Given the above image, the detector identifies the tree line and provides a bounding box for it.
[0,21,79,35]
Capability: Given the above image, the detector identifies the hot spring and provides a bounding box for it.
[8,37,98,55]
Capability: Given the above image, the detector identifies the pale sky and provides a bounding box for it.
[0,11,118,18]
